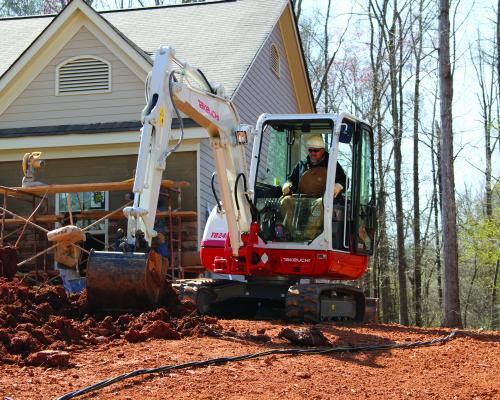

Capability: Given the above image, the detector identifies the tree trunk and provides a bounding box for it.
[492,0,499,330]
[377,120,392,322]
[389,1,409,325]
[438,0,462,328]
[492,259,499,330]
[412,1,423,326]
[433,119,443,311]
[497,0,500,101]
[368,0,391,322]
[463,252,478,328]
[323,0,332,113]
[471,33,495,220]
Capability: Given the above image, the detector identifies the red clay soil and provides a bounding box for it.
[0,278,221,366]
[0,278,499,399]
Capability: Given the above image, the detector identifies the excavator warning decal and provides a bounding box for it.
[159,106,165,127]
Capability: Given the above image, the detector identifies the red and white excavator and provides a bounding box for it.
[86,46,377,322]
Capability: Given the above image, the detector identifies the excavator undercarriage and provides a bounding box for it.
[174,279,375,323]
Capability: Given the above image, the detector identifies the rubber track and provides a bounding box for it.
[285,284,365,323]
[285,284,322,323]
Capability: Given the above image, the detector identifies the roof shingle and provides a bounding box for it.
[0,0,288,97]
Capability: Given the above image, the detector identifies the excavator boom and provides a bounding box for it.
[86,46,255,311]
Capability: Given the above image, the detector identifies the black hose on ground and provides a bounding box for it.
[55,330,457,400]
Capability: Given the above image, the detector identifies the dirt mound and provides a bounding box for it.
[0,278,222,366]
[0,279,343,368]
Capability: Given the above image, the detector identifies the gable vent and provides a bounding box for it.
[270,43,280,78]
[56,56,111,95]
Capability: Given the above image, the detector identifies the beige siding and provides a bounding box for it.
[0,26,145,129]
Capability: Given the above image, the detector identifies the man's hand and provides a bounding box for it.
[334,183,343,198]
[282,181,293,196]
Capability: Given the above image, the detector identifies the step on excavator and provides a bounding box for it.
[86,46,377,322]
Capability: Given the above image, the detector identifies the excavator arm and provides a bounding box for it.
[86,46,255,312]
[124,46,253,256]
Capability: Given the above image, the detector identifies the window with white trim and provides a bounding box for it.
[270,43,280,78]
[56,56,111,95]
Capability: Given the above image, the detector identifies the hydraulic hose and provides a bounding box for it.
[234,173,259,223]
[196,68,216,94]
[211,172,222,213]
[56,330,457,400]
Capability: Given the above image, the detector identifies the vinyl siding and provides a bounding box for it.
[198,23,300,239]
[232,23,299,124]
[0,26,145,130]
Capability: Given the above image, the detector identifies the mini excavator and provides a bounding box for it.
[86,46,377,322]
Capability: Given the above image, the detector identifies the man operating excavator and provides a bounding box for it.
[279,134,346,240]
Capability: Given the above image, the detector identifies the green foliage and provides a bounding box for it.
[460,207,499,268]
[457,185,500,328]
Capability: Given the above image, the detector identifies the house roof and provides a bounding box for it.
[0,0,289,98]
[0,16,52,79]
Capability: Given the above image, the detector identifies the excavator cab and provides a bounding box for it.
[252,113,376,256]
[253,119,331,243]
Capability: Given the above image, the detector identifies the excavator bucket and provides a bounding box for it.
[86,250,168,313]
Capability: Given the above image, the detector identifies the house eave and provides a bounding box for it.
[0,118,197,138]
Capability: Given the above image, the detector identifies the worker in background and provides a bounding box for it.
[52,213,85,293]
[279,135,346,240]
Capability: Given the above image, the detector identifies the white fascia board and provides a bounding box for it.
[0,126,207,152]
